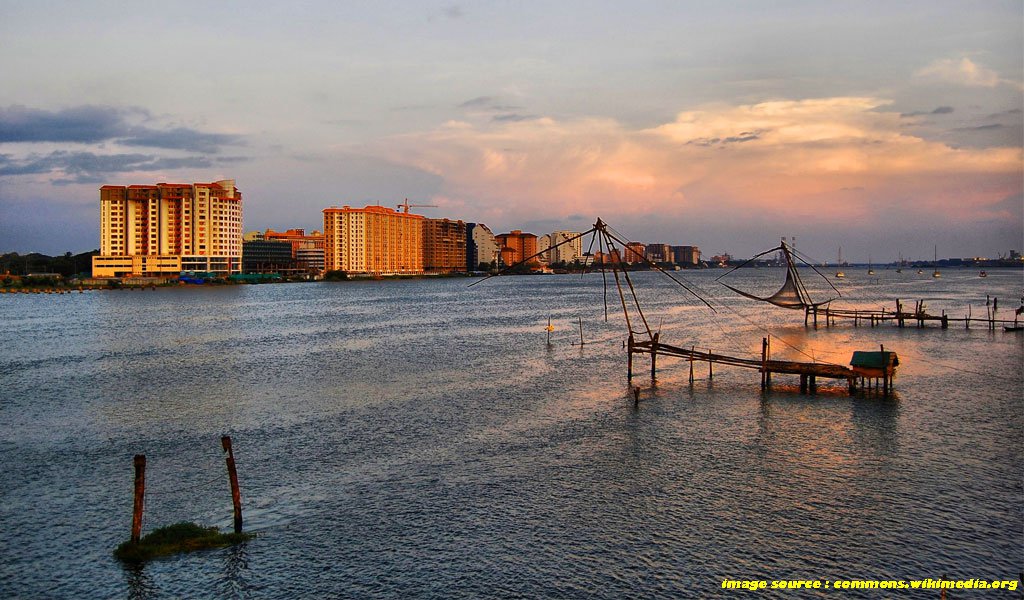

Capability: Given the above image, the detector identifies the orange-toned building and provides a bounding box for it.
[92,179,242,277]
[323,205,423,275]
[265,228,326,273]
[422,218,467,273]
[624,242,646,264]
[495,230,538,267]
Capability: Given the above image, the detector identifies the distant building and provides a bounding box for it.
[242,240,294,273]
[265,228,326,274]
[672,245,700,266]
[645,243,672,263]
[322,205,423,275]
[624,242,646,264]
[243,230,265,242]
[466,223,499,270]
[423,218,467,273]
[92,179,242,277]
[495,230,538,267]
[539,231,583,264]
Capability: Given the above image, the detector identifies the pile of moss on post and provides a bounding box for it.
[114,522,254,562]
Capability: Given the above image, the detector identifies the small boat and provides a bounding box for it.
[1005,325,1024,332]
[835,246,845,279]
[932,245,941,278]
[867,256,875,276]
[979,270,987,278]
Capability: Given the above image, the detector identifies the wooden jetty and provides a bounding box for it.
[804,298,1021,331]
[628,334,897,396]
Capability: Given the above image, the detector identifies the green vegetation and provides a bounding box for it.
[114,522,254,563]
[324,269,349,280]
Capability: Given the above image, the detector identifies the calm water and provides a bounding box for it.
[1,268,1021,598]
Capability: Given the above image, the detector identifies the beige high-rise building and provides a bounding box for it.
[423,218,467,273]
[323,205,423,275]
[539,230,583,264]
[92,179,242,277]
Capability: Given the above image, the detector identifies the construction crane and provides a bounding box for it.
[397,199,437,214]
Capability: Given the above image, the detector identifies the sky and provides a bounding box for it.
[0,0,1021,262]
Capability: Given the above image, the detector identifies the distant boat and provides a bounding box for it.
[868,255,875,276]
[896,252,903,273]
[835,246,845,279]
[979,270,987,278]
[932,245,941,278]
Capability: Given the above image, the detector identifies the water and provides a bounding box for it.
[1,268,1021,598]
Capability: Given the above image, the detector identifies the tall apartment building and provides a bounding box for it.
[423,218,467,273]
[495,230,538,267]
[466,223,499,270]
[624,242,646,264]
[539,230,583,264]
[645,243,672,263]
[92,179,242,277]
[672,245,700,266]
[322,205,423,275]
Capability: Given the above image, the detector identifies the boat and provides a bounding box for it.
[979,270,987,278]
[835,247,845,279]
[717,238,840,310]
[868,255,875,276]
[932,245,941,278]
[896,252,903,273]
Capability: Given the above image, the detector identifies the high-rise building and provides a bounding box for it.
[539,231,583,265]
[322,205,423,275]
[495,230,538,267]
[624,242,646,264]
[466,223,499,271]
[423,218,467,273]
[672,245,700,266]
[92,179,242,277]
[645,243,672,263]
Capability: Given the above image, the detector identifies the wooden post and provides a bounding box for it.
[761,337,767,389]
[848,377,856,395]
[688,345,694,383]
[650,332,659,380]
[131,455,146,543]
[627,334,634,380]
[222,436,243,534]
[578,316,584,346]
[941,312,948,329]
[800,374,807,393]
[813,307,818,329]
[707,349,713,381]
[809,375,816,394]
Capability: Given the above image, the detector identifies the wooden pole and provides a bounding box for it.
[688,345,694,383]
[578,316,584,346]
[650,332,659,380]
[131,454,146,543]
[221,436,243,534]
[627,334,634,380]
[766,336,772,388]
[633,386,640,407]
[761,337,767,389]
[708,349,713,380]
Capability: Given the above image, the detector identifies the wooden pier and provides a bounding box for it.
[805,299,1021,331]
[628,334,897,396]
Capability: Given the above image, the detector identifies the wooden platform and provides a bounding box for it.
[628,334,896,395]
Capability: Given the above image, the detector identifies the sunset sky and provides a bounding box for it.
[1,0,1021,261]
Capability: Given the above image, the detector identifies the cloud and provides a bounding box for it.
[458,96,522,112]
[363,97,1022,233]
[492,113,539,123]
[120,126,243,153]
[913,57,1004,87]
[0,104,243,152]
[0,150,245,183]
[901,106,955,118]
[0,105,135,143]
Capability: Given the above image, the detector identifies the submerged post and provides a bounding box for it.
[221,436,243,534]
[650,332,659,380]
[627,334,634,380]
[689,345,695,383]
[760,337,768,389]
[578,316,584,346]
[132,455,146,543]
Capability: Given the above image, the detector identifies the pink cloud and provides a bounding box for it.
[361,97,1022,232]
